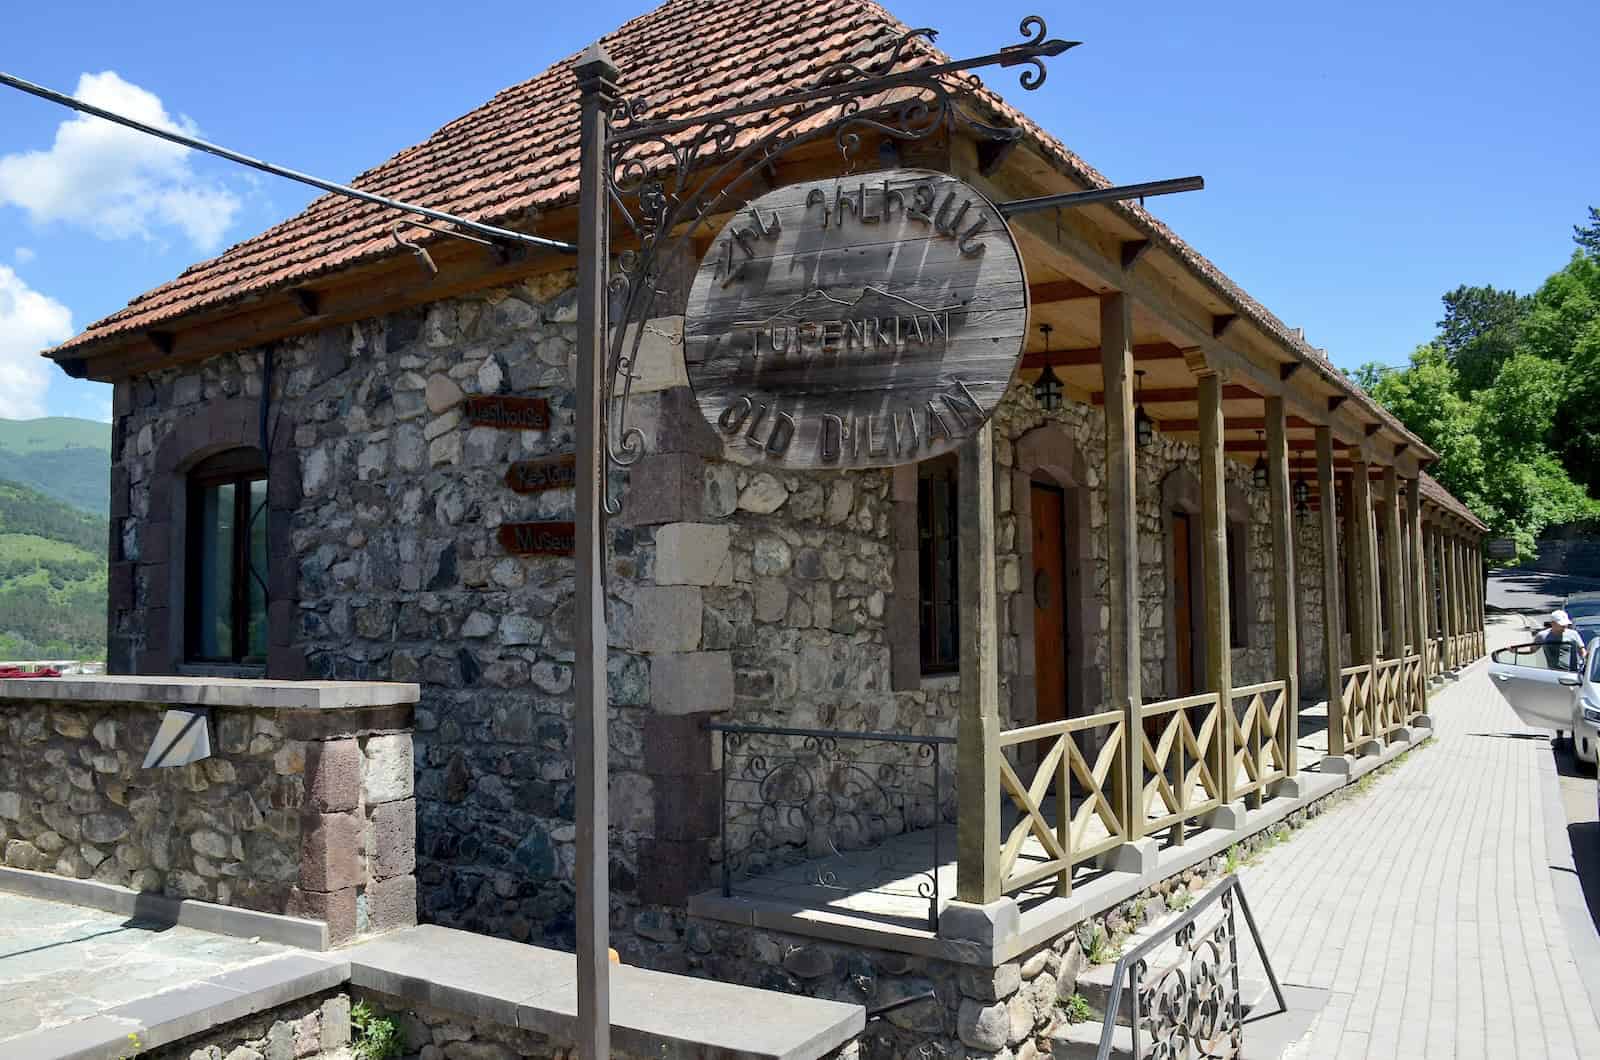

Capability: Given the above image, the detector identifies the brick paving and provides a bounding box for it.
[1240,621,1600,1059]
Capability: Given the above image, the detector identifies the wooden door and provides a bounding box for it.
[1032,484,1068,725]
[1173,512,1196,696]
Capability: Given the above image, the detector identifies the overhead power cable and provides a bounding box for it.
[0,71,578,254]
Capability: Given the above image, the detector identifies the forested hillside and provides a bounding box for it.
[0,479,107,660]
[1354,208,1600,560]
[0,417,112,514]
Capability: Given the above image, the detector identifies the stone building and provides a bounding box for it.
[29,0,1490,1054]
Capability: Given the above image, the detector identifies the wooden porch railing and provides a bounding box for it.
[1138,692,1224,844]
[1228,680,1290,809]
[1373,657,1405,738]
[1402,652,1425,724]
[995,709,1126,896]
[1338,663,1376,747]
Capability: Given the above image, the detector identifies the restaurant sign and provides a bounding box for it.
[683,168,1028,469]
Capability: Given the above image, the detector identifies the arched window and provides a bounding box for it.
[185,448,269,664]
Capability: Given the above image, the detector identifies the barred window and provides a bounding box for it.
[918,458,960,674]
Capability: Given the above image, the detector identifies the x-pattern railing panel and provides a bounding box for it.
[995,709,1125,895]
[1373,658,1404,737]
[1339,664,1375,745]
[1138,692,1223,841]
[1228,680,1288,805]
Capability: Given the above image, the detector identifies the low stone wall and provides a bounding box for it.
[0,680,419,944]
[145,990,350,1060]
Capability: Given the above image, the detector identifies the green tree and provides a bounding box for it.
[1575,205,1600,260]
[1436,284,1528,394]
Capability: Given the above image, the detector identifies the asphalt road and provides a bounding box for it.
[1488,567,1600,615]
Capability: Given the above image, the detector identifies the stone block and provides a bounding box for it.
[1096,837,1158,874]
[305,738,361,813]
[651,775,719,841]
[366,873,418,934]
[1319,754,1355,775]
[637,838,711,904]
[642,715,714,777]
[958,961,1022,1002]
[957,998,1010,1051]
[288,886,357,945]
[654,522,733,586]
[321,995,351,1050]
[299,811,363,892]
[1204,801,1248,832]
[625,586,702,653]
[648,651,734,716]
[363,733,414,804]
[370,798,416,882]
[618,451,705,527]
[939,897,1020,947]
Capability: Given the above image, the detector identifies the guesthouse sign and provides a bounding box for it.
[683,168,1028,469]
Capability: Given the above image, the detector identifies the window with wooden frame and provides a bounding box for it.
[918,457,960,674]
[186,449,269,665]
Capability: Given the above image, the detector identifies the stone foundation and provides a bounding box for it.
[145,991,350,1060]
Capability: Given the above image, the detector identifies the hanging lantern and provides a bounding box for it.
[1251,431,1269,490]
[1134,369,1155,447]
[1293,471,1311,517]
[1032,324,1063,411]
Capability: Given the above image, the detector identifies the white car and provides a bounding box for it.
[1488,635,1600,767]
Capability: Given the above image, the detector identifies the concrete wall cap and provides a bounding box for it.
[0,675,422,710]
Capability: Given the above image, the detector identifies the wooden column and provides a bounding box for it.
[1340,476,1361,662]
[1424,525,1438,669]
[956,422,1000,904]
[572,42,617,1060]
[1381,468,1405,661]
[1198,371,1233,805]
[1317,428,1345,757]
[1441,527,1458,669]
[1101,293,1142,842]
[1351,459,1380,750]
[1406,480,1428,715]
[1266,397,1298,775]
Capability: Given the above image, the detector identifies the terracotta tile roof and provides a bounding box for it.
[50,0,1480,524]
[1420,472,1487,532]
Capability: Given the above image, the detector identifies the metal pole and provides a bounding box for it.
[0,70,576,254]
[573,41,617,1060]
[996,175,1205,216]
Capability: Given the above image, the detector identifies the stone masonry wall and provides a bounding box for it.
[106,263,1317,951]
[0,698,415,944]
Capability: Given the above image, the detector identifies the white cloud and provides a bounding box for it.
[0,71,240,251]
[13,247,35,264]
[0,266,74,418]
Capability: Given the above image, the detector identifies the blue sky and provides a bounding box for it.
[0,0,1593,421]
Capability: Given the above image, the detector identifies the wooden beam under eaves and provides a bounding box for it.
[1021,342,1181,371]
[1212,314,1238,339]
[1091,384,1257,405]
[1365,423,1382,437]
[1328,395,1347,413]
[291,288,321,317]
[1280,362,1301,381]
[1150,415,1317,432]
[1027,278,1098,304]
[146,331,174,356]
[1120,239,1151,270]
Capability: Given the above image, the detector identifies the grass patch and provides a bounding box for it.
[1059,993,1094,1025]
[1084,923,1122,965]
[351,1000,406,1060]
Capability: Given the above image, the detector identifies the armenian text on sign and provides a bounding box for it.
[683,168,1028,470]
[465,395,551,430]
[506,455,577,493]
[498,521,576,556]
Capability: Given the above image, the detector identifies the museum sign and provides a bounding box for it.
[683,168,1028,469]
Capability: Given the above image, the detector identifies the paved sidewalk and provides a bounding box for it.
[1239,622,1600,1060]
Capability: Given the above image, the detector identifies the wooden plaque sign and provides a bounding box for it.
[465,395,550,430]
[506,455,577,493]
[683,168,1028,469]
[498,521,575,556]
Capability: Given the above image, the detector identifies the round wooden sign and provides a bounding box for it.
[683,168,1028,469]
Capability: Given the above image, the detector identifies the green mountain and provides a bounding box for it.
[0,479,107,661]
[0,417,112,515]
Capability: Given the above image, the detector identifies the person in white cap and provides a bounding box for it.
[1535,609,1586,669]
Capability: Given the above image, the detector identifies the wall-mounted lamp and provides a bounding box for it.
[1032,324,1063,411]
[1251,431,1269,490]
[1293,450,1311,516]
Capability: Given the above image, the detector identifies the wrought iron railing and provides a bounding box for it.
[1092,875,1285,1060]
[707,721,953,930]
